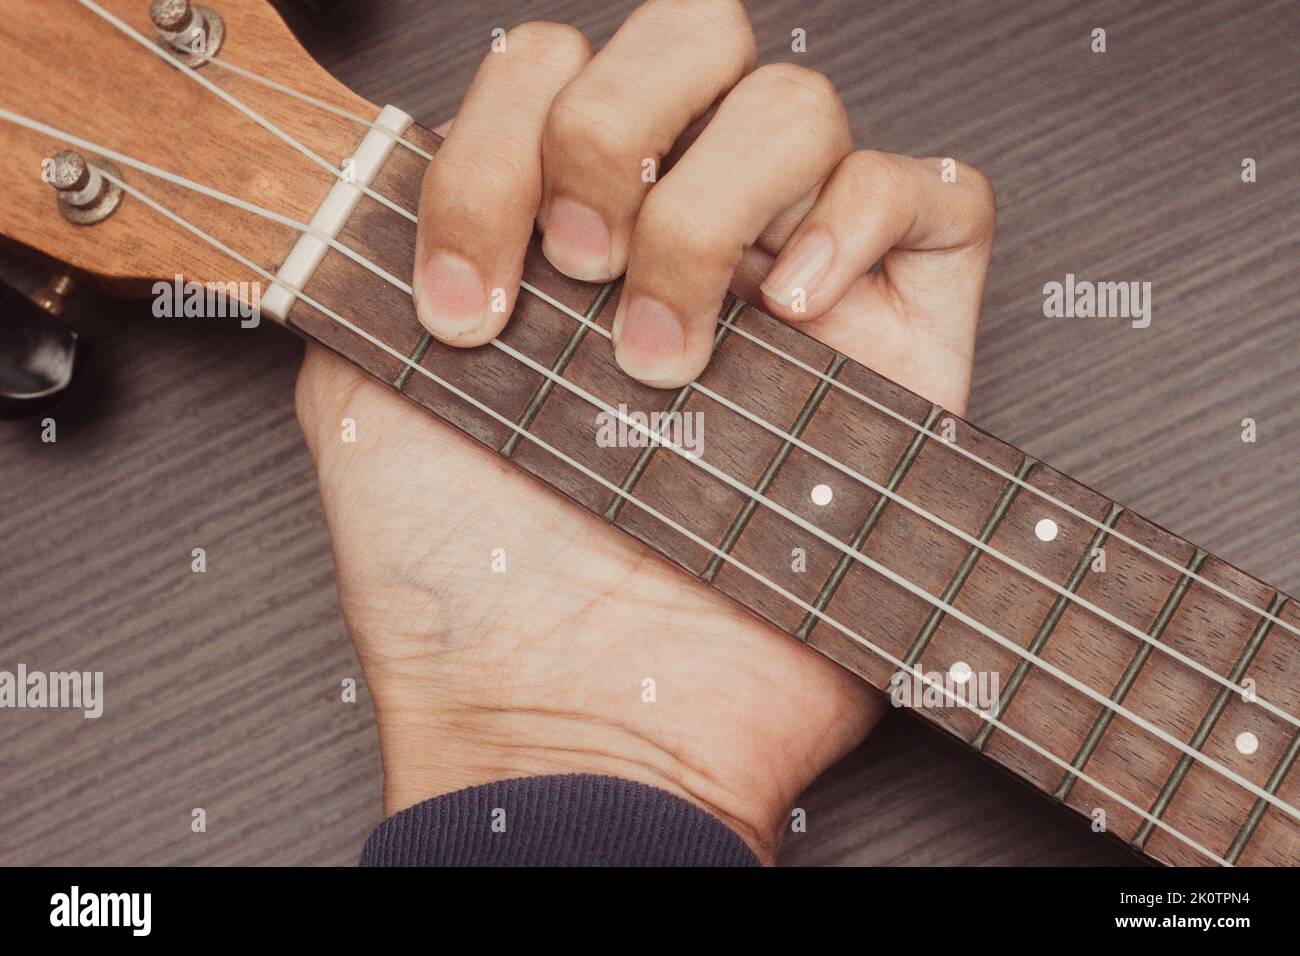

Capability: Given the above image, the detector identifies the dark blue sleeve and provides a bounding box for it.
[359,773,761,866]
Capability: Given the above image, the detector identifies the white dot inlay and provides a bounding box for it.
[1235,731,1259,756]
[811,483,834,506]
[949,661,973,684]
[1034,518,1059,542]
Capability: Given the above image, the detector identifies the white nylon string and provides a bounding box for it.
[25,97,1288,741]
[65,124,1299,826]
[95,165,1233,868]
[204,54,435,162]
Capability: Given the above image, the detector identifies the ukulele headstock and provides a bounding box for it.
[0,0,380,296]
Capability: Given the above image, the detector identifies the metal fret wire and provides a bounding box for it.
[91,164,1233,867]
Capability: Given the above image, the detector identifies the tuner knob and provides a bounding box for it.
[47,150,124,226]
[149,0,225,67]
[0,279,83,421]
[149,0,194,31]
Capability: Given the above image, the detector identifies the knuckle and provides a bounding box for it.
[504,21,591,69]
[841,149,913,200]
[425,148,537,222]
[636,190,739,272]
[546,88,639,170]
[744,62,842,120]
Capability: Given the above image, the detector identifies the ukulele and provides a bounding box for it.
[2,0,1296,867]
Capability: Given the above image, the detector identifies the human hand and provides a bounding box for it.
[296,0,994,862]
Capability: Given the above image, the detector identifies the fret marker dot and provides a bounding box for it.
[811,484,833,506]
[1235,731,1259,756]
[949,661,972,684]
[1034,518,1059,542]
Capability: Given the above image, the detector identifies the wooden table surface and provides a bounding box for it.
[1,0,1296,866]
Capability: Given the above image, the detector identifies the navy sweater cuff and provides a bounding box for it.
[359,773,761,866]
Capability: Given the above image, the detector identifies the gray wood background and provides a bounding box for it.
[1,0,1295,866]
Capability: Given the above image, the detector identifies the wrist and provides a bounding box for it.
[372,699,783,863]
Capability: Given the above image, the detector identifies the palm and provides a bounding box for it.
[295,270,966,859]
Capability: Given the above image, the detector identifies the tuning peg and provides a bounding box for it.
[0,277,83,420]
[46,150,124,226]
[149,0,225,66]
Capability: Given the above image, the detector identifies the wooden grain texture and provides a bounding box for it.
[0,0,1296,866]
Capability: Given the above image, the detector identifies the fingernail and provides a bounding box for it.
[613,294,688,386]
[760,230,835,311]
[542,197,612,281]
[413,250,488,342]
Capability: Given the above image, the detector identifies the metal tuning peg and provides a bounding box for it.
[47,150,124,226]
[0,277,83,420]
[149,0,225,67]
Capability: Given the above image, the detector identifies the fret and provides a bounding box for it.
[501,281,615,457]
[903,455,1038,671]
[510,289,688,510]
[712,350,935,638]
[701,353,846,583]
[601,377,693,521]
[1225,599,1300,865]
[396,250,583,447]
[611,305,834,575]
[969,501,1123,751]
[602,300,741,522]
[1053,550,1208,803]
[1227,710,1300,864]
[977,497,1174,793]
[391,332,433,391]
[1134,592,1287,851]
[1139,584,1299,865]
[795,404,943,641]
